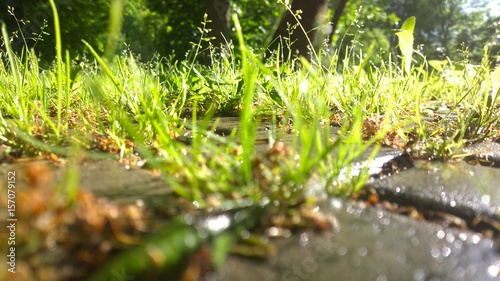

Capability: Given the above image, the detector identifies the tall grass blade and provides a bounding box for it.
[396,16,415,75]
[82,40,123,92]
[104,0,124,61]
[48,0,64,138]
[232,14,258,189]
[1,22,21,91]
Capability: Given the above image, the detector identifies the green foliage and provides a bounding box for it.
[395,16,415,75]
[20,0,110,61]
[454,15,500,63]
[382,0,496,62]
[235,0,283,50]
[87,219,202,280]
[2,0,498,65]
[334,0,498,65]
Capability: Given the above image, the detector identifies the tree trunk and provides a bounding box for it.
[267,0,329,60]
[328,0,349,45]
[206,0,231,48]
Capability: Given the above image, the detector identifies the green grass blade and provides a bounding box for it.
[1,22,21,91]
[82,40,123,92]
[48,0,64,138]
[396,16,416,75]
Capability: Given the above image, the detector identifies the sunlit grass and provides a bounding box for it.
[2,7,500,280]
[2,16,500,202]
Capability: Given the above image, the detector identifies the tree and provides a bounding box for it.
[383,0,494,62]
[327,0,498,65]
[3,0,111,61]
[267,0,329,59]
[6,0,351,63]
[328,0,350,45]
[122,0,205,60]
[206,0,231,48]
[206,0,349,60]
[454,15,500,64]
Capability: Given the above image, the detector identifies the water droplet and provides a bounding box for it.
[441,247,451,257]
[450,200,456,207]
[395,186,401,193]
[372,223,381,234]
[184,234,198,248]
[337,246,348,256]
[330,198,343,209]
[413,269,426,281]
[240,229,250,239]
[204,214,231,232]
[459,232,468,241]
[411,236,420,246]
[300,232,309,246]
[333,224,341,234]
[406,227,416,237]
[353,208,363,217]
[267,227,279,237]
[488,264,500,277]
[472,234,481,244]
[466,264,478,276]
[135,199,144,207]
[483,239,494,248]
[440,192,448,203]
[380,217,391,225]
[260,197,270,206]
[482,195,491,205]
[437,230,445,239]
[453,239,463,250]
[358,246,368,257]
[431,247,441,259]
[445,233,455,243]
[377,209,384,219]
[375,275,388,281]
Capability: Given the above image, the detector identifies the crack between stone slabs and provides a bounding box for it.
[353,151,500,239]
[359,184,500,239]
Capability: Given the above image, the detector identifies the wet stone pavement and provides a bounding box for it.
[3,120,500,280]
[214,142,500,281]
[205,122,500,281]
[219,200,500,281]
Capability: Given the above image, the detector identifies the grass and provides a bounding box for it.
[1,6,500,280]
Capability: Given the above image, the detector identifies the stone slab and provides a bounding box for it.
[216,199,500,281]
